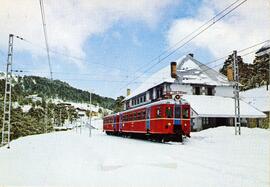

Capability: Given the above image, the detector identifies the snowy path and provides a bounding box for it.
[0,123,269,187]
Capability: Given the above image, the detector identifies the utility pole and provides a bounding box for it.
[59,108,62,126]
[1,34,14,148]
[44,98,48,133]
[89,91,92,137]
[232,50,241,135]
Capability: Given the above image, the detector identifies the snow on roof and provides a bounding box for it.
[124,55,231,101]
[182,94,266,118]
[124,59,177,101]
[177,56,230,86]
[240,85,270,112]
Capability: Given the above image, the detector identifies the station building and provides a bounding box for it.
[123,54,266,131]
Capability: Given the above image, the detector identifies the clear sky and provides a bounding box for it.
[0,0,269,99]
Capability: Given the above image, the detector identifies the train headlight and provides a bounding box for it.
[184,123,187,127]
[168,123,171,126]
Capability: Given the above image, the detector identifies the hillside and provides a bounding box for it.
[0,74,119,142]
[0,74,116,110]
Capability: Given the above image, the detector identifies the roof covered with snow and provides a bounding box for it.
[182,94,266,118]
[125,54,231,101]
[240,85,270,112]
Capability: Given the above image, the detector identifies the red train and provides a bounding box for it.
[103,98,191,142]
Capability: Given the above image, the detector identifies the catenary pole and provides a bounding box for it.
[89,91,92,137]
[1,34,14,148]
[233,50,241,135]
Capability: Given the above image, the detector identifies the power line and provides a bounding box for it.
[11,41,265,87]
[125,0,243,79]
[199,47,260,75]
[39,0,53,80]
[116,0,248,93]
[20,38,127,71]
[116,37,263,95]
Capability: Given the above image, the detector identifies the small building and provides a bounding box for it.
[123,54,266,131]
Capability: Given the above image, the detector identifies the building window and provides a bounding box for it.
[202,117,209,125]
[207,87,214,96]
[194,86,201,95]
[149,90,153,100]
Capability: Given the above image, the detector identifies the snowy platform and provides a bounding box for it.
[0,122,269,187]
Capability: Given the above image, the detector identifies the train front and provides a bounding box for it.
[173,95,191,138]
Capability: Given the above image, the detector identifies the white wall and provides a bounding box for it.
[215,86,234,97]
[192,117,202,131]
[170,84,193,94]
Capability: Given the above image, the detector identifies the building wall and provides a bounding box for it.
[170,84,193,94]
[215,86,234,97]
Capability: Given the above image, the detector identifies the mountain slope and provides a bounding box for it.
[0,75,116,110]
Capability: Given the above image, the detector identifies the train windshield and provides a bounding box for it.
[175,105,181,118]
[182,108,189,119]
[166,107,173,118]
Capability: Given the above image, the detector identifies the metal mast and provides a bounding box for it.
[1,34,14,148]
[233,50,241,135]
[89,91,92,137]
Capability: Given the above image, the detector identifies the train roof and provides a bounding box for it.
[104,98,189,118]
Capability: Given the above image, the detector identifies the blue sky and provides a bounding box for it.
[0,0,269,99]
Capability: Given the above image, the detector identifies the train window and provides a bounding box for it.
[175,105,181,118]
[182,108,189,119]
[137,112,141,120]
[134,113,137,120]
[142,111,146,119]
[166,107,173,118]
[156,107,162,118]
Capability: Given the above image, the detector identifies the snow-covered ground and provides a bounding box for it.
[0,121,269,187]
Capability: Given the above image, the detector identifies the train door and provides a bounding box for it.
[113,115,116,131]
[146,107,151,133]
[181,105,191,137]
[174,104,181,126]
[119,113,123,132]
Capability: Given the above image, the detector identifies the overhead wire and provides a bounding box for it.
[39,0,53,80]
[12,41,267,86]
[115,0,248,93]
[125,0,243,77]
[19,37,127,71]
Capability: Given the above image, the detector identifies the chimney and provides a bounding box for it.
[170,62,177,79]
[188,53,194,58]
[227,64,233,81]
[127,88,131,96]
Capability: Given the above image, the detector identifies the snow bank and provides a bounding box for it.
[0,126,269,187]
[240,85,270,112]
